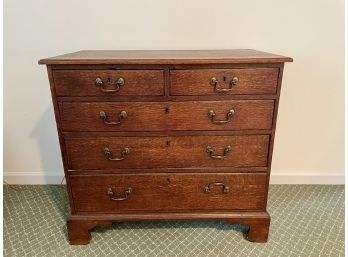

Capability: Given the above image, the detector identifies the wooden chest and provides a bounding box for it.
[39,50,292,245]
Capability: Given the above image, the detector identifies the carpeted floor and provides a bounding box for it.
[3,185,344,257]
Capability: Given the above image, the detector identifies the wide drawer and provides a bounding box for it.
[70,173,267,213]
[53,70,164,96]
[170,68,279,95]
[65,135,269,170]
[59,100,274,131]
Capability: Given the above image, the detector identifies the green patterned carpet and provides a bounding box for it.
[3,185,344,257]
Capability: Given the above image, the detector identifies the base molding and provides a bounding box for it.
[3,172,65,185]
[3,172,345,185]
[67,211,270,245]
[269,172,344,184]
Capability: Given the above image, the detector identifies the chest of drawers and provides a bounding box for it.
[39,50,292,245]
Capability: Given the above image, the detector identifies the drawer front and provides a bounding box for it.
[170,68,278,95]
[70,173,267,213]
[167,100,273,131]
[59,102,168,132]
[65,135,269,170]
[59,100,274,131]
[53,70,164,96]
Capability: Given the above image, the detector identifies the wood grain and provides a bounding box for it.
[53,70,164,96]
[67,219,112,245]
[65,135,270,169]
[170,68,279,95]
[67,211,270,244]
[70,173,267,213]
[39,49,293,65]
[67,167,268,174]
[243,218,270,242]
[56,94,277,103]
[40,49,292,244]
[59,100,274,132]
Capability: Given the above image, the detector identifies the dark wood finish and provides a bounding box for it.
[67,211,270,244]
[50,62,283,71]
[40,49,291,245]
[59,100,274,131]
[63,130,273,138]
[67,219,112,245]
[242,218,270,242]
[167,101,273,131]
[45,66,76,212]
[170,68,278,95]
[70,173,267,213]
[57,94,278,103]
[60,102,169,132]
[65,135,269,169]
[53,70,164,96]
[68,167,268,174]
[264,63,285,206]
[39,49,293,65]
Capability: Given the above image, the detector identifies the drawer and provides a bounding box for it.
[70,173,267,213]
[65,135,269,170]
[170,68,278,95]
[53,70,164,96]
[59,100,274,131]
[59,102,168,132]
[167,100,274,131]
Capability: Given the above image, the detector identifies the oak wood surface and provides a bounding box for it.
[70,173,267,213]
[56,94,278,102]
[65,135,269,170]
[40,49,291,245]
[50,62,283,71]
[59,100,274,132]
[46,67,77,213]
[53,70,164,96]
[67,167,268,174]
[243,217,270,242]
[63,130,273,138]
[264,63,285,206]
[170,68,278,95]
[39,49,292,64]
[67,219,112,245]
[67,211,270,244]
[39,49,293,65]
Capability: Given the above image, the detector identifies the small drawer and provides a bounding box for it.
[170,68,279,95]
[65,135,270,170]
[70,173,267,213]
[53,70,164,96]
[59,100,274,132]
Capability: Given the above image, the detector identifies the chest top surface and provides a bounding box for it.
[39,49,293,65]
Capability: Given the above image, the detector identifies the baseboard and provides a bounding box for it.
[3,172,66,185]
[3,171,345,185]
[269,172,344,185]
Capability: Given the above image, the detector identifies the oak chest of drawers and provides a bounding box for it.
[39,50,292,245]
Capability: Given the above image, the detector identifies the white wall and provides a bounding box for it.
[4,0,344,184]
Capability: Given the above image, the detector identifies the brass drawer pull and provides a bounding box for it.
[206,145,231,159]
[203,182,230,194]
[107,187,132,201]
[99,111,127,125]
[210,76,238,92]
[95,77,125,93]
[208,109,235,124]
[103,147,129,161]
